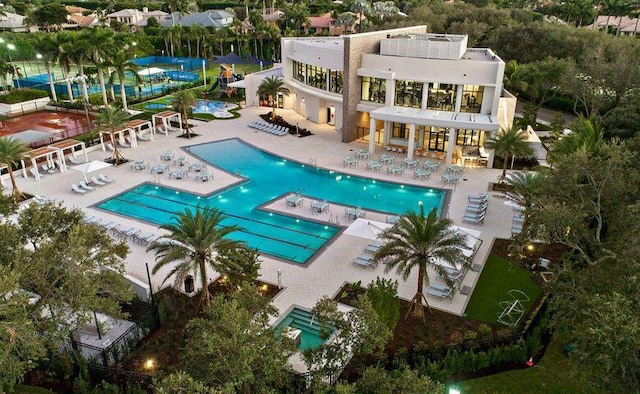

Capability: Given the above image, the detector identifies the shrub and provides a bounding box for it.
[463,330,478,341]
[366,277,400,331]
[478,324,493,337]
[0,88,49,104]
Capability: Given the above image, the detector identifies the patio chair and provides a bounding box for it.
[98,173,115,183]
[79,180,95,191]
[71,184,87,194]
[90,176,106,186]
[41,164,56,174]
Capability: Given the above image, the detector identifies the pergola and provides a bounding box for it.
[21,147,66,181]
[152,111,182,137]
[99,126,138,151]
[48,139,88,172]
[0,164,6,187]
[127,119,154,141]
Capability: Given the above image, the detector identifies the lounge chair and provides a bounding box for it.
[98,173,114,183]
[119,138,130,148]
[364,243,382,254]
[106,143,116,152]
[41,164,56,174]
[99,221,118,231]
[427,282,454,299]
[463,212,485,224]
[353,255,374,268]
[539,257,550,269]
[79,180,95,191]
[68,155,82,165]
[137,132,151,141]
[71,184,87,194]
[91,176,106,186]
[30,167,45,178]
[34,195,56,204]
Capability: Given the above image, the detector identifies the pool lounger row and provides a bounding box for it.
[83,215,161,245]
[248,121,289,136]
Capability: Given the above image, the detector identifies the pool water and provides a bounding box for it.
[97,139,445,264]
[276,308,332,350]
[192,100,238,116]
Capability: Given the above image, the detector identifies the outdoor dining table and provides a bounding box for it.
[345,207,365,220]
[195,172,210,182]
[402,158,419,169]
[441,173,460,184]
[379,154,395,164]
[387,165,404,176]
[343,156,358,167]
[189,163,204,172]
[285,194,304,207]
[413,168,431,180]
[445,165,464,176]
[130,160,146,171]
[366,160,383,172]
[423,160,440,171]
[151,165,168,174]
[356,149,370,160]
[311,200,329,214]
[169,169,186,180]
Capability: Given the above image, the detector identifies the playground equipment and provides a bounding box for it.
[496,289,530,327]
[210,64,243,98]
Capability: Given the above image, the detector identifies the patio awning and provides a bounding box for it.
[366,106,501,131]
[228,80,246,89]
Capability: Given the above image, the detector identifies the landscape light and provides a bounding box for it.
[144,358,155,370]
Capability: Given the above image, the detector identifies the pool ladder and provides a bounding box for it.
[308,157,317,166]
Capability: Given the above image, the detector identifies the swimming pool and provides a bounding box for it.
[192,100,238,118]
[97,139,446,264]
[276,307,332,350]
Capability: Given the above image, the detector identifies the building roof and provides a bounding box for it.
[309,12,334,29]
[368,106,500,131]
[65,5,89,15]
[586,15,639,31]
[0,12,26,30]
[107,9,140,18]
[262,10,285,22]
[160,10,234,28]
[68,14,98,27]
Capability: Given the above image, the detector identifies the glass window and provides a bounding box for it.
[306,64,327,90]
[461,85,484,113]
[394,80,423,108]
[391,122,408,139]
[293,61,305,83]
[329,70,343,94]
[361,76,386,104]
[456,129,482,146]
[426,83,456,111]
[427,127,449,151]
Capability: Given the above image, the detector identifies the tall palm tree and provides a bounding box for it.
[95,106,129,165]
[189,23,208,58]
[171,90,197,139]
[108,49,141,112]
[55,32,76,101]
[505,170,544,237]
[30,33,59,102]
[148,206,249,309]
[81,28,116,107]
[256,76,290,121]
[484,126,534,182]
[373,206,469,322]
[548,116,605,163]
[0,137,28,202]
[503,60,529,97]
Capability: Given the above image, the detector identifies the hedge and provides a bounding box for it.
[0,88,50,104]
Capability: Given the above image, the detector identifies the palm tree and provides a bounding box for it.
[548,116,605,163]
[148,206,249,309]
[0,137,28,202]
[484,126,534,182]
[190,23,208,58]
[373,206,469,322]
[30,33,59,102]
[171,90,197,139]
[95,106,129,165]
[256,76,290,121]
[108,49,141,112]
[503,60,529,97]
[336,12,356,34]
[505,170,544,237]
[81,28,116,107]
[55,32,76,101]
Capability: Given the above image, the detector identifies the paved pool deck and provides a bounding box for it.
[14,106,519,323]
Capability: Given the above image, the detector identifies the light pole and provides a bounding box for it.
[0,39,20,89]
[35,53,43,76]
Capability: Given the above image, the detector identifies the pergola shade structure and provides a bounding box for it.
[48,139,88,172]
[99,126,138,151]
[152,111,182,136]
[127,119,154,141]
[20,147,66,181]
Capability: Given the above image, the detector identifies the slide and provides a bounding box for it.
[207,80,219,93]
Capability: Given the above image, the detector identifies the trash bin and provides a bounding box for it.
[184,275,194,293]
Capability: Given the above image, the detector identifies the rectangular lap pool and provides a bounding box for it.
[97,139,446,264]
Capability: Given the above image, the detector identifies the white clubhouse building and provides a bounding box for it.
[241,26,516,167]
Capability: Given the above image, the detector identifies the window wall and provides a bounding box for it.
[293,60,305,83]
[329,70,343,94]
[427,83,457,111]
[456,129,482,146]
[361,76,386,104]
[306,64,327,90]
[394,80,423,108]
[427,127,449,152]
[292,60,342,93]
[461,85,484,113]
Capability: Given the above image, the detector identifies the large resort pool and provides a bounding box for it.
[97,139,446,264]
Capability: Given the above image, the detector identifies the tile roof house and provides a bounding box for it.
[307,12,336,35]
[586,15,639,36]
[106,8,168,28]
[160,10,234,29]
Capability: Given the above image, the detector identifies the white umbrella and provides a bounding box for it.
[343,218,392,240]
[72,160,112,183]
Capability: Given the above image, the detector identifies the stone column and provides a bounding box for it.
[369,117,376,154]
[446,127,457,164]
[407,123,416,159]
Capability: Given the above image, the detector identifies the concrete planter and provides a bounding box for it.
[0,97,51,116]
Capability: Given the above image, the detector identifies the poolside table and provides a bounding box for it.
[445,165,464,176]
[189,163,204,172]
[441,173,460,184]
[413,168,431,180]
[345,207,365,220]
[195,172,210,182]
[423,160,440,172]
[285,194,304,208]
[311,201,329,214]
[379,154,395,164]
[343,156,358,167]
[356,149,370,159]
[366,160,383,172]
[151,165,167,174]
[402,158,419,169]
[387,165,404,176]
[169,169,186,180]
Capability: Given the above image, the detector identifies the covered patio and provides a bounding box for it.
[20,147,66,181]
[99,127,137,151]
[48,139,88,171]
[364,106,500,165]
[127,119,154,141]
[152,111,182,136]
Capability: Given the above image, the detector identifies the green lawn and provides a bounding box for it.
[454,337,599,394]
[464,254,542,324]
